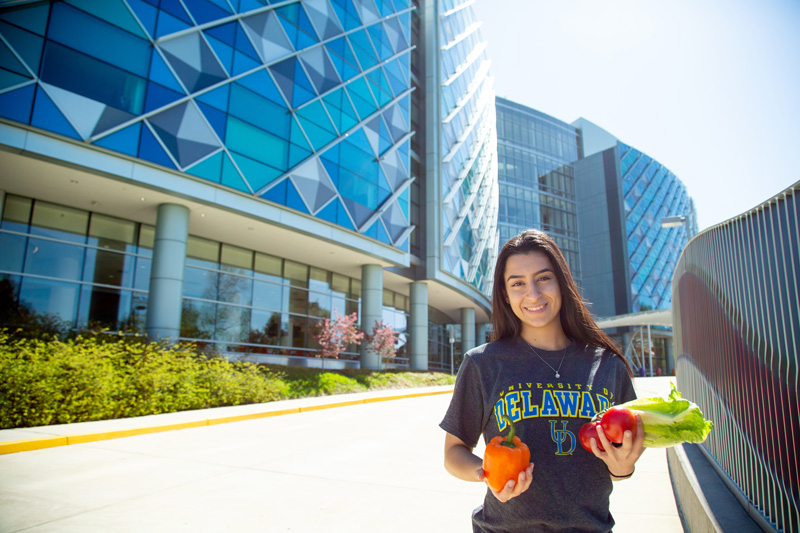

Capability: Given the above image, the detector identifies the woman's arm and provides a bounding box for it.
[444,432,534,501]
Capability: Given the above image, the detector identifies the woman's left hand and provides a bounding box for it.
[590,413,645,479]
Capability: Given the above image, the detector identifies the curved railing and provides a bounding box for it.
[672,181,799,532]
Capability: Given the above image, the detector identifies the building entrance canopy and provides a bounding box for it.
[594,308,673,329]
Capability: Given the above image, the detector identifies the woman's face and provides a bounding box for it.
[503,251,563,338]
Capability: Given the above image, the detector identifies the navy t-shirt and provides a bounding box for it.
[440,337,636,533]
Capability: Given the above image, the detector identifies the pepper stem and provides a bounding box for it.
[501,414,517,447]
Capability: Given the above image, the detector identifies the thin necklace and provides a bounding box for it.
[524,341,568,379]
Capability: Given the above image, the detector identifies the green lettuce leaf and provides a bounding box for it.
[615,383,714,448]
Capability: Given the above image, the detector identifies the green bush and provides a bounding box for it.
[0,330,455,429]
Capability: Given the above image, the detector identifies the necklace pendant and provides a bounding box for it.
[555,372,560,378]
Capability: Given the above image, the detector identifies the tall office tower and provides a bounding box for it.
[495,97,581,279]
[0,0,497,370]
[572,118,696,318]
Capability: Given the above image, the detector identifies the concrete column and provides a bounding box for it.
[461,307,475,354]
[146,203,189,342]
[409,281,428,370]
[477,323,488,346]
[360,264,383,370]
[665,337,675,375]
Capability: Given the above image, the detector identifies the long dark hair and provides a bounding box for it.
[491,229,632,376]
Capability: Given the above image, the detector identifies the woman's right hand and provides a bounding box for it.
[480,463,534,502]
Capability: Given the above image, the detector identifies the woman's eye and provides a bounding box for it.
[537,276,551,283]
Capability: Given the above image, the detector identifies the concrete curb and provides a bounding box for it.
[0,386,455,455]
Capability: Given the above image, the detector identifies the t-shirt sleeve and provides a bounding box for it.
[439,353,486,449]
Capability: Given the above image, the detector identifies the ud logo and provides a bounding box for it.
[549,420,576,456]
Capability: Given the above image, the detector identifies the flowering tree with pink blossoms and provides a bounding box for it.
[311,311,363,369]
[365,320,399,370]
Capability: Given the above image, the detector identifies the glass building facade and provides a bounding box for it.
[0,0,495,369]
[495,97,581,277]
[619,141,696,312]
[431,0,498,295]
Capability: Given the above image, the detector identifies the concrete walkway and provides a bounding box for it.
[0,378,681,532]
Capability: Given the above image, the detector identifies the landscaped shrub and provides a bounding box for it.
[0,330,456,429]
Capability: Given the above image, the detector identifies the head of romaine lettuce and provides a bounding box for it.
[617,384,714,448]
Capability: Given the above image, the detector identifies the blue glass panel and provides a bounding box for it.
[362,218,377,239]
[220,155,253,192]
[0,84,34,123]
[295,100,337,150]
[144,81,183,113]
[205,20,236,45]
[205,34,234,75]
[285,179,310,213]
[196,100,226,139]
[138,123,177,168]
[261,178,288,204]
[49,3,151,77]
[93,122,141,157]
[320,156,339,187]
[126,0,158,38]
[149,51,185,94]
[155,9,192,39]
[233,21,261,60]
[235,0,270,14]
[269,56,315,108]
[347,30,377,70]
[330,0,362,31]
[24,238,84,280]
[366,68,392,105]
[383,58,406,95]
[222,152,247,188]
[276,3,318,50]
[315,194,338,225]
[0,1,49,35]
[159,0,193,24]
[0,233,26,272]
[184,0,232,25]
[289,118,313,165]
[0,67,28,93]
[227,115,288,170]
[229,150,282,191]
[64,0,148,39]
[322,88,358,134]
[186,150,223,182]
[19,277,80,325]
[325,37,360,81]
[0,20,44,75]
[31,85,80,140]
[232,48,261,76]
[375,219,391,244]
[41,41,147,115]
[344,77,376,119]
[367,23,393,61]
[237,69,285,106]
[196,83,230,111]
[229,82,290,138]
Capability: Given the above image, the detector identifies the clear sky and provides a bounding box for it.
[472,0,800,231]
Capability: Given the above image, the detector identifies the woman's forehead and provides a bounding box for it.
[504,251,554,277]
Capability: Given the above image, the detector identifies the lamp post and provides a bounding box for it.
[660,215,686,228]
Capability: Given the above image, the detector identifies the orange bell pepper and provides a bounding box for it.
[482,415,531,492]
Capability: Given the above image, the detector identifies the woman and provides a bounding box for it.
[440,229,645,532]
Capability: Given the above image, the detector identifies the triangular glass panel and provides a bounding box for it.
[0,84,34,123]
[295,100,337,151]
[93,122,141,157]
[229,150,282,191]
[64,0,148,38]
[290,157,337,213]
[351,0,380,25]
[269,56,315,108]
[285,178,310,214]
[347,30,377,70]
[195,83,230,111]
[0,69,30,92]
[397,10,411,43]
[366,68,392,106]
[240,11,294,64]
[315,195,342,226]
[329,0,362,31]
[324,37,360,82]
[149,51,185,95]
[92,106,138,138]
[362,116,381,157]
[159,32,227,94]
[232,48,261,76]
[138,123,177,169]
[298,46,341,95]
[380,150,406,191]
[148,101,220,168]
[234,0,268,15]
[341,197,374,228]
[260,177,288,204]
[205,34,235,75]
[196,100,227,139]
[186,150,224,183]
[126,0,158,39]
[344,77,377,120]
[222,151,249,189]
[383,58,407,96]
[31,85,81,140]
[375,219,391,245]
[377,116,393,155]
[205,20,237,45]
[303,0,344,40]
[322,88,358,134]
[159,0,193,25]
[381,103,407,142]
[183,0,232,25]
[0,1,49,35]
[237,69,286,106]
[367,23,393,62]
[380,199,408,242]
[382,16,408,53]
[0,20,43,75]
[155,9,192,39]
[275,3,319,51]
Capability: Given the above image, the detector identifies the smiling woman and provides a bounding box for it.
[440,229,642,533]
